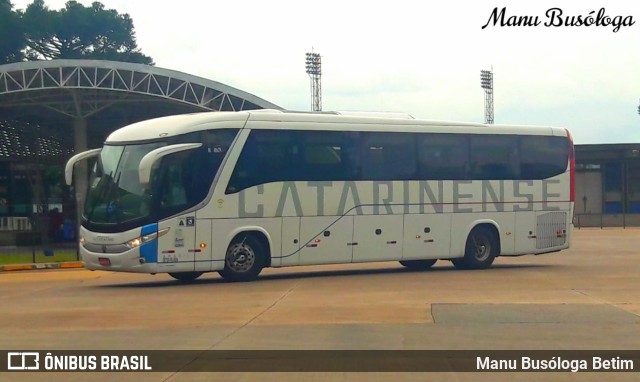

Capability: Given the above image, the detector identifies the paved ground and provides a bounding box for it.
[1,228,639,381]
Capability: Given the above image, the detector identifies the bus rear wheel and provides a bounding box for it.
[219,235,265,282]
[169,272,203,282]
[452,226,497,270]
[399,259,437,270]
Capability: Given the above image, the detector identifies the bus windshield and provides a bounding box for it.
[84,143,162,227]
[83,129,238,232]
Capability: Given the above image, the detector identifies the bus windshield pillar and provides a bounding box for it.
[73,116,88,226]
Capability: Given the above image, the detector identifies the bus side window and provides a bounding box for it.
[520,136,568,179]
[469,135,519,180]
[227,130,361,193]
[161,156,187,208]
[183,129,236,202]
[304,145,341,179]
[361,132,416,180]
[417,134,469,180]
[300,130,356,182]
[182,148,209,203]
[227,130,296,193]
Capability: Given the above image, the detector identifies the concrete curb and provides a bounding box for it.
[0,262,84,272]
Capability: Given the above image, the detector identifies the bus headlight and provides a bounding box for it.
[125,228,170,249]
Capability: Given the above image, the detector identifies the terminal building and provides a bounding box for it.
[574,144,640,228]
[0,59,637,250]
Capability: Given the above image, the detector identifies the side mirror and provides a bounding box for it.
[138,143,202,185]
[65,148,102,186]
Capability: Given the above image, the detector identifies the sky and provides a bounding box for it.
[11,0,640,144]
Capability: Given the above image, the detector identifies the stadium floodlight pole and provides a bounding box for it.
[305,52,322,111]
[480,69,494,124]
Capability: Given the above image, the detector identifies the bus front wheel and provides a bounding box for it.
[219,235,265,282]
[399,259,437,270]
[169,272,203,282]
[451,226,497,270]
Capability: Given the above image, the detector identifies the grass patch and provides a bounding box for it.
[0,249,79,265]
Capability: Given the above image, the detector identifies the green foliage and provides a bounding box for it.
[0,249,79,265]
[1,0,153,65]
[0,0,26,63]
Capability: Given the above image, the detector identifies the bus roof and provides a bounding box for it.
[105,109,568,143]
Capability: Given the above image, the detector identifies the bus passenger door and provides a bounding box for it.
[280,217,300,266]
[157,214,196,272]
[352,214,403,262]
[299,216,354,265]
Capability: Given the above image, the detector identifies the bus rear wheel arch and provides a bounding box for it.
[451,225,499,270]
[219,232,268,282]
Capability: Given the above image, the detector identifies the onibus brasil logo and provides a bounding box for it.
[7,351,152,371]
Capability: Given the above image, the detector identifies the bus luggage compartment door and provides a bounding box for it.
[402,214,451,260]
[352,214,403,262]
[280,217,301,266]
[299,216,354,265]
[157,215,197,272]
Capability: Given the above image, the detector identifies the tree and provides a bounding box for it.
[0,0,26,64]
[22,0,153,64]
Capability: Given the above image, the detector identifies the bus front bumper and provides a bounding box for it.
[81,245,159,273]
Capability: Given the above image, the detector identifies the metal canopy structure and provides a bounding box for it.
[0,60,282,117]
[0,59,281,121]
[0,59,282,235]
[0,59,282,154]
[0,60,281,157]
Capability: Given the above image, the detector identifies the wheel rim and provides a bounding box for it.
[471,234,490,262]
[226,243,256,273]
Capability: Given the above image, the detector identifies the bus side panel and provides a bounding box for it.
[507,207,571,256]
[156,214,196,273]
[513,211,538,255]
[450,213,515,257]
[352,214,403,262]
[299,216,354,265]
[532,209,570,252]
[195,218,212,272]
[500,213,516,255]
[566,202,574,246]
[402,214,451,260]
[280,217,301,267]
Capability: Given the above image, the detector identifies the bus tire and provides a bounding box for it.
[399,259,437,270]
[169,272,203,281]
[450,258,467,270]
[453,226,498,270]
[219,235,265,282]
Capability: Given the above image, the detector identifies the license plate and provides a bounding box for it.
[98,257,111,266]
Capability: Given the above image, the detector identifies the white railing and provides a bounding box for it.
[0,216,32,231]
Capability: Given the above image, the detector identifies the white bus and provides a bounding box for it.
[65,110,575,282]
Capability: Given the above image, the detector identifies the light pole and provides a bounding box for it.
[480,69,494,124]
[305,52,322,111]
